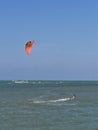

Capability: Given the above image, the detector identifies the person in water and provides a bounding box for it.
[70,95,76,100]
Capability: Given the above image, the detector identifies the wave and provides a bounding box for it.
[31,95,76,104]
[13,80,29,84]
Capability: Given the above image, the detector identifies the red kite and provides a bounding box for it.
[25,41,34,55]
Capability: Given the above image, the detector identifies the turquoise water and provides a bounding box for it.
[0,81,98,130]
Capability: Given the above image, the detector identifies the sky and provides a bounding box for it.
[0,0,98,80]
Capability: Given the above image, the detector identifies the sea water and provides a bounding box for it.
[0,80,98,130]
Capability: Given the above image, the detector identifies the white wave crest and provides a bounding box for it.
[13,80,29,84]
[31,95,76,104]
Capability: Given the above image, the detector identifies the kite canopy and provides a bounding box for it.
[25,41,34,55]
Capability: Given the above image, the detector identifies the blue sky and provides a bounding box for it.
[0,0,98,80]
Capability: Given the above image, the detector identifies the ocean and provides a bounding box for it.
[0,80,98,130]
